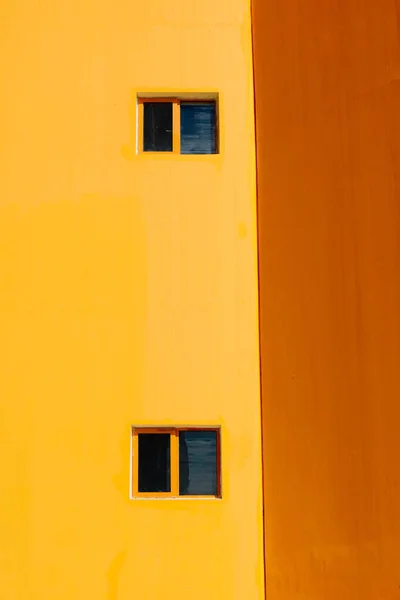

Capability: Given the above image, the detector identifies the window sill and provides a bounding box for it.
[130,496,222,501]
[136,152,220,158]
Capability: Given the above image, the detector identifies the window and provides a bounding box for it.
[138,98,218,154]
[131,427,221,498]
[143,102,173,152]
[180,103,217,154]
[138,432,171,493]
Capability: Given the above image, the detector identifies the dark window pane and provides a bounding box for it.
[138,433,171,492]
[143,102,173,152]
[180,102,217,155]
[179,431,218,495]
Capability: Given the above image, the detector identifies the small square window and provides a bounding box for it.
[138,97,218,155]
[131,427,221,498]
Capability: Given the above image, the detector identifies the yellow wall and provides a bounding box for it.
[253,0,400,598]
[0,1,264,598]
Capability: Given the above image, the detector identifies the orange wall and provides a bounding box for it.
[253,0,400,598]
[0,1,264,598]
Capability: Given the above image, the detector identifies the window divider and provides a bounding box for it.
[172,100,181,154]
[171,429,179,496]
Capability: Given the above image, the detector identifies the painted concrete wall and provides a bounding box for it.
[0,1,264,598]
[253,0,400,598]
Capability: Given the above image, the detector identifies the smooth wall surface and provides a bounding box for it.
[253,0,400,598]
[0,1,264,598]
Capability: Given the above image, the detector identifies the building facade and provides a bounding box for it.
[254,0,400,598]
[0,0,264,598]
[2,0,400,599]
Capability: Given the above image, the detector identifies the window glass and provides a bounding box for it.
[143,102,173,152]
[180,102,216,155]
[138,433,171,492]
[179,430,218,495]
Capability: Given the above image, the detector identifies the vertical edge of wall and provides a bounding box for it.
[251,0,400,598]
[249,0,268,597]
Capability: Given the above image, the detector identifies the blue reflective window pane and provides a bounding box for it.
[180,102,217,155]
[179,431,218,495]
